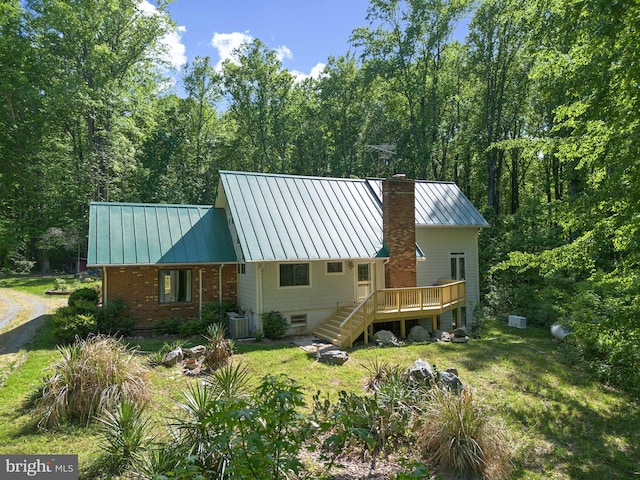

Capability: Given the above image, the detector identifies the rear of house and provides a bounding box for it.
[87,170,488,341]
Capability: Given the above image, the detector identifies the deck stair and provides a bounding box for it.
[313,306,354,346]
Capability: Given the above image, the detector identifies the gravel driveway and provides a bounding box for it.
[0,289,66,354]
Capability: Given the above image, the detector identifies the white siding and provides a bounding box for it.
[415,226,481,329]
[237,263,258,333]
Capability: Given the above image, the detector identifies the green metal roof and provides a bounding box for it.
[87,202,237,266]
[217,171,384,262]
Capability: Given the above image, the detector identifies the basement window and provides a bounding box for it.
[290,314,307,326]
[279,263,310,287]
[159,269,192,303]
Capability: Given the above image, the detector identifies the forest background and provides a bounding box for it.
[1,0,638,394]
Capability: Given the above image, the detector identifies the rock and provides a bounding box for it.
[407,325,431,342]
[439,371,464,392]
[162,347,184,366]
[319,350,349,366]
[408,358,435,382]
[373,330,401,346]
[434,330,452,342]
[184,345,207,359]
[445,367,459,376]
[453,327,467,337]
[451,335,469,343]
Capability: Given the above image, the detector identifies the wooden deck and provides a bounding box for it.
[314,280,466,348]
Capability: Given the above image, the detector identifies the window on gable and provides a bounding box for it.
[279,263,310,287]
[159,269,192,303]
[237,263,246,275]
[326,261,343,274]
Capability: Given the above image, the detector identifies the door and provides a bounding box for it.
[356,263,371,301]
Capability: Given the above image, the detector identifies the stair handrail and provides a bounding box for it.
[339,291,376,348]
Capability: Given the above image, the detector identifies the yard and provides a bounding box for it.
[0,277,638,479]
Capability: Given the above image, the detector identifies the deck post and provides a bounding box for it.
[400,319,406,339]
[431,315,437,332]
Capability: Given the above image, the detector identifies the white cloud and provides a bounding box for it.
[211,31,254,71]
[275,45,293,62]
[162,25,187,70]
[137,1,187,70]
[291,62,327,83]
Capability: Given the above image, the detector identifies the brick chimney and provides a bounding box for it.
[383,175,416,288]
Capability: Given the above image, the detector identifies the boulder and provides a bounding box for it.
[453,327,467,338]
[439,371,464,392]
[162,347,184,367]
[319,350,349,366]
[451,335,469,343]
[408,358,435,383]
[434,330,452,342]
[184,345,207,359]
[373,330,401,347]
[407,325,431,342]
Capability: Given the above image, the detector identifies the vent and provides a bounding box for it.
[508,315,527,329]
[290,314,307,326]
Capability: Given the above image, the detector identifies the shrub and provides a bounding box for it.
[154,317,182,335]
[68,287,99,308]
[95,299,135,337]
[96,399,152,476]
[52,306,98,343]
[202,323,233,370]
[262,310,288,339]
[417,387,511,480]
[32,335,151,429]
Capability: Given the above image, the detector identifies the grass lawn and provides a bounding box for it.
[0,274,101,296]
[0,282,638,479]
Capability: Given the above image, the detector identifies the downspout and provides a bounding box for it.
[257,264,264,334]
[102,267,108,306]
[199,268,203,321]
[218,264,224,306]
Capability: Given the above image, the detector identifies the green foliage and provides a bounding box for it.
[261,310,288,339]
[52,297,134,342]
[566,273,640,396]
[96,399,152,476]
[31,335,150,430]
[67,287,99,308]
[165,372,313,479]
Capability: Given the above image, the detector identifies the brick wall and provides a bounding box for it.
[104,264,237,329]
[383,176,417,288]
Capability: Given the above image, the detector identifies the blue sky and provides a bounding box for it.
[160,0,372,81]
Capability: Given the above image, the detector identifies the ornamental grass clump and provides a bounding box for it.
[32,335,151,430]
[418,387,511,480]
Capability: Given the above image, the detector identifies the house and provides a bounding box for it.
[87,170,488,346]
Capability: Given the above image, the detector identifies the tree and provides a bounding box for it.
[223,39,295,173]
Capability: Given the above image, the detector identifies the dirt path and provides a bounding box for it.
[0,289,66,354]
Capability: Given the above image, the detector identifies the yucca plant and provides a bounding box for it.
[206,363,251,401]
[32,335,151,429]
[97,399,153,475]
[203,323,233,370]
[418,387,511,480]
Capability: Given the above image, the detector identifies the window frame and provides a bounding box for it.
[326,261,344,275]
[159,269,193,304]
[278,263,311,288]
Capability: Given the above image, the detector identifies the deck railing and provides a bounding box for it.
[338,280,466,347]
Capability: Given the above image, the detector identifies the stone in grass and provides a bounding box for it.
[162,347,184,367]
[373,330,402,347]
[319,350,349,366]
[408,358,435,383]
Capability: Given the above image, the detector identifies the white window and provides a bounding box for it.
[450,253,466,280]
[159,269,192,303]
[326,261,344,274]
[279,263,310,287]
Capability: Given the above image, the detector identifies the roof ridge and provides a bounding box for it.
[219,170,367,183]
